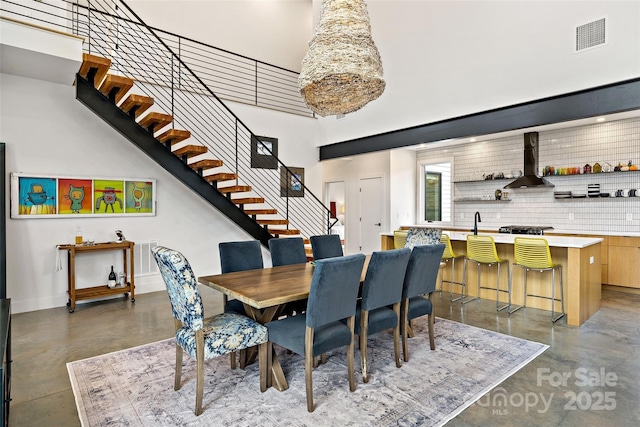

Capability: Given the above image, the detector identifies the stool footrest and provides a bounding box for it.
[508,304,524,314]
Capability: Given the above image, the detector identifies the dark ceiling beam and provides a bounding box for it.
[319,77,640,160]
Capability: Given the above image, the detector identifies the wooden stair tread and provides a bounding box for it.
[99,74,134,103]
[173,145,207,158]
[157,129,191,145]
[79,53,111,87]
[244,209,278,215]
[120,94,154,119]
[190,159,223,170]
[218,185,251,193]
[269,229,301,235]
[204,173,237,182]
[232,197,265,204]
[257,219,289,225]
[138,112,174,133]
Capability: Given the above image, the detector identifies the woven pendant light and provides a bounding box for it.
[299,0,385,117]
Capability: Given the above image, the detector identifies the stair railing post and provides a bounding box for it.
[255,61,258,107]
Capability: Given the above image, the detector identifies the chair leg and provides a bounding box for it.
[496,262,509,312]
[239,348,247,369]
[401,298,410,362]
[461,260,478,304]
[427,294,436,350]
[195,330,205,416]
[174,343,183,390]
[508,265,523,314]
[393,302,402,368]
[551,266,566,323]
[346,316,356,392]
[305,326,315,412]
[230,353,236,370]
[360,310,369,383]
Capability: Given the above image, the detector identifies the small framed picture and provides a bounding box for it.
[251,135,278,169]
[280,166,304,197]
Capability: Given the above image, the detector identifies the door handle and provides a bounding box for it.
[374,223,381,226]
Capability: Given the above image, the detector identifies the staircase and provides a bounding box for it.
[78,53,304,244]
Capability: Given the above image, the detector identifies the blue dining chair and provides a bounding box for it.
[356,248,411,382]
[310,234,343,260]
[151,246,268,416]
[219,240,264,315]
[269,237,308,266]
[400,243,446,362]
[265,253,366,412]
[269,237,308,315]
[219,240,264,369]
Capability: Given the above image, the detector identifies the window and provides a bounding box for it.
[418,160,451,224]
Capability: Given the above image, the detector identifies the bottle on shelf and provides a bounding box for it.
[108,266,117,288]
[75,227,83,245]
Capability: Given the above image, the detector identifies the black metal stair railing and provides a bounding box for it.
[0,0,314,118]
[1,0,338,241]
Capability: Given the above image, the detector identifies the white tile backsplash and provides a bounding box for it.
[417,117,640,234]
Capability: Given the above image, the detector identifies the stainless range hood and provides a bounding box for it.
[504,132,554,189]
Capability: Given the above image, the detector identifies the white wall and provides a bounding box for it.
[0,72,319,313]
[318,0,640,145]
[322,151,390,254]
[127,0,313,72]
[389,148,415,230]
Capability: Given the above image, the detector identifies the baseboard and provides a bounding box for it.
[602,284,640,295]
[11,275,166,314]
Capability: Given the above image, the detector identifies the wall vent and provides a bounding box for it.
[575,18,606,52]
[134,240,159,276]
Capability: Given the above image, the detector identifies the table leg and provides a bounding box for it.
[243,304,289,391]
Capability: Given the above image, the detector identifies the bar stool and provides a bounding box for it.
[463,235,510,311]
[511,237,565,323]
[440,234,467,301]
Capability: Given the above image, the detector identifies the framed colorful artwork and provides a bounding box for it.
[10,173,156,218]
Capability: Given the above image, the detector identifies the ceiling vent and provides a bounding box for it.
[575,18,606,52]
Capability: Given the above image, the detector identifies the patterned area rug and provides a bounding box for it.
[67,318,547,426]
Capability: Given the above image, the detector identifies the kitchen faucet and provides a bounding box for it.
[473,211,481,235]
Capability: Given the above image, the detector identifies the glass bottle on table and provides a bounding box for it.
[108,266,117,288]
[75,227,83,245]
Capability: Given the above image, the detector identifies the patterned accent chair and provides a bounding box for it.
[404,227,443,248]
[152,246,268,416]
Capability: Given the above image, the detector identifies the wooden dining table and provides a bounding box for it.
[198,256,442,391]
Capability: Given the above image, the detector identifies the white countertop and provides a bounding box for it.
[446,232,602,248]
[381,231,603,248]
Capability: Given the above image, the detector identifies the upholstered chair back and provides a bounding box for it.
[310,234,344,260]
[402,243,446,298]
[360,248,411,311]
[305,254,366,329]
[269,237,308,266]
[152,246,204,331]
[404,228,443,249]
[219,240,263,273]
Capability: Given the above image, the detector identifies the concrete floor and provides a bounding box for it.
[7,287,640,426]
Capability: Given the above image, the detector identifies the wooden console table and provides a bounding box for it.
[58,241,135,312]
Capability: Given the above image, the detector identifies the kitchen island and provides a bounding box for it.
[381,231,602,327]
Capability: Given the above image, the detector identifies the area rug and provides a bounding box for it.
[67,318,547,426]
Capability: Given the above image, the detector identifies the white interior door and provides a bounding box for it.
[359,177,383,253]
